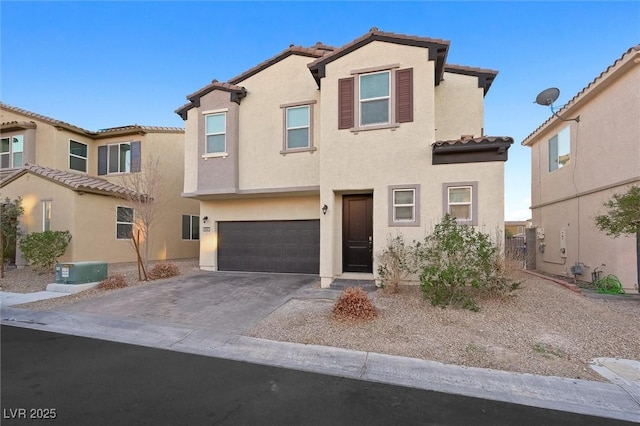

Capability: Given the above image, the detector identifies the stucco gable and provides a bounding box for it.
[522,45,640,146]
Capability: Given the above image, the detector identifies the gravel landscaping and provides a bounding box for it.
[2,262,639,383]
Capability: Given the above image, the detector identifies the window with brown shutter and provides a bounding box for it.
[396,68,413,123]
[338,77,354,129]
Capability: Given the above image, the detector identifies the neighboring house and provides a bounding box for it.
[522,45,639,292]
[0,103,200,266]
[505,220,531,237]
[176,28,513,287]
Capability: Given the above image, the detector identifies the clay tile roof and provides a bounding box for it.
[444,64,498,95]
[1,163,137,199]
[522,44,640,146]
[0,103,95,136]
[227,44,335,85]
[432,136,514,147]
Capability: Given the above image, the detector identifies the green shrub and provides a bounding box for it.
[98,274,128,290]
[18,230,72,270]
[417,215,518,311]
[148,262,180,280]
[376,234,420,293]
[332,287,377,321]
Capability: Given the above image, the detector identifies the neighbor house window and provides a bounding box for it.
[338,66,413,130]
[97,141,140,176]
[69,140,88,172]
[388,184,420,227]
[1,135,24,169]
[205,113,226,154]
[182,215,199,240]
[42,200,52,231]
[443,182,478,226]
[549,126,570,172]
[359,71,390,126]
[116,206,134,239]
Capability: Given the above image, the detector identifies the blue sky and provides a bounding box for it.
[2,1,639,220]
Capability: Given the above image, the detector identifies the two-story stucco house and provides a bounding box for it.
[0,103,200,266]
[176,28,513,287]
[522,45,639,293]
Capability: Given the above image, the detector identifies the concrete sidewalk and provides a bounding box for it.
[2,302,639,423]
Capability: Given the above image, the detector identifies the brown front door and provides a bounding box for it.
[342,194,373,273]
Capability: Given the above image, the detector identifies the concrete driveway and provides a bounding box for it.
[62,272,322,335]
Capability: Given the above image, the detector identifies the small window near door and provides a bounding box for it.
[443,181,478,226]
[388,184,420,227]
[42,200,52,231]
[182,215,199,240]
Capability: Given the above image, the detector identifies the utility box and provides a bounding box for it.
[55,262,108,284]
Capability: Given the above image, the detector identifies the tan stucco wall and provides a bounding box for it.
[528,58,639,291]
[198,196,320,270]
[435,71,484,141]
[236,55,320,190]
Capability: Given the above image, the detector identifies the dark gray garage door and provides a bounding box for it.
[218,220,320,274]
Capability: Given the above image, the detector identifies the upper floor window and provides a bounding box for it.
[0,135,23,169]
[97,141,140,175]
[42,200,52,231]
[549,126,570,172]
[280,101,317,154]
[360,71,390,126]
[116,206,134,239]
[443,181,478,226]
[338,66,413,130]
[182,215,200,240]
[69,140,88,172]
[205,113,226,154]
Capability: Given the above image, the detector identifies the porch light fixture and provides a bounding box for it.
[534,87,580,123]
[203,216,209,223]
[322,204,328,215]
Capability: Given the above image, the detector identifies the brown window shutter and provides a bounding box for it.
[396,68,413,123]
[338,77,354,129]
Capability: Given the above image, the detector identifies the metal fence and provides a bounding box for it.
[505,236,526,269]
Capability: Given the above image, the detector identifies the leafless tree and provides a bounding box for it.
[119,155,174,277]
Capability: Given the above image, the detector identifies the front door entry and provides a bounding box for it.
[342,194,373,273]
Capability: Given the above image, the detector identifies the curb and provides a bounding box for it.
[524,270,583,294]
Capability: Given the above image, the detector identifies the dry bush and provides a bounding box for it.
[98,274,128,290]
[148,262,180,280]
[332,287,377,321]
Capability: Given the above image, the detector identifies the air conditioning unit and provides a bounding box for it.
[55,262,108,284]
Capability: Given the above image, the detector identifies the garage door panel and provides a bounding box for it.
[218,220,320,274]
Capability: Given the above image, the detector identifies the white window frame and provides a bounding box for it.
[359,70,391,127]
[549,126,570,172]
[116,206,134,240]
[286,105,310,149]
[388,184,420,227]
[204,112,227,156]
[443,182,478,226]
[1,135,24,169]
[107,142,132,174]
[69,139,88,172]
[280,101,317,154]
[182,215,200,241]
[42,200,52,232]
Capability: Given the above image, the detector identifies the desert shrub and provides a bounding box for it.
[417,215,518,311]
[376,234,420,293]
[148,262,180,280]
[332,287,377,321]
[98,274,128,290]
[18,230,72,270]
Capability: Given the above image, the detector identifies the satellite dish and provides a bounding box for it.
[535,87,560,106]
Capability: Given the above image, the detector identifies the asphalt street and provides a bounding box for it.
[2,326,634,426]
